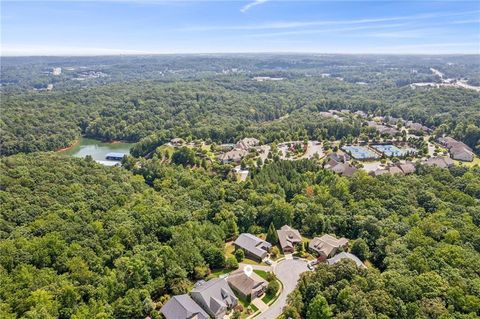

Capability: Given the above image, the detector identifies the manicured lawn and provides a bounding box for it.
[241,257,263,266]
[261,292,275,304]
[261,279,281,304]
[253,269,270,280]
[207,268,231,279]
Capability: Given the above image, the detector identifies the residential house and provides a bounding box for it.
[398,162,416,174]
[227,268,268,300]
[277,225,302,253]
[309,234,349,259]
[191,279,238,319]
[234,233,271,262]
[160,294,209,319]
[330,163,358,177]
[438,137,474,162]
[327,252,366,269]
[235,138,260,150]
[425,156,454,168]
[450,145,474,161]
[217,149,248,164]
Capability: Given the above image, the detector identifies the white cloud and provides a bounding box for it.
[177,9,480,32]
[240,0,269,13]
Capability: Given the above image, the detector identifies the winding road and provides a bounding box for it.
[256,258,309,319]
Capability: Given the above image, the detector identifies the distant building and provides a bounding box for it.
[160,294,209,319]
[388,166,403,175]
[227,268,268,300]
[398,162,416,174]
[424,156,454,168]
[329,163,358,177]
[191,278,238,319]
[217,149,248,164]
[327,252,366,269]
[234,233,271,262]
[438,137,474,162]
[170,138,184,146]
[105,152,126,161]
[235,138,260,150]
[277,225,302,253]
[309,234,348,258]
[52,67,62,76]
[253,77,284,82]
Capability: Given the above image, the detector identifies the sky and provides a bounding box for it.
[1,0,479,56]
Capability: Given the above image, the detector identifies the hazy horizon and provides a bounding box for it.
[2,0,479,56]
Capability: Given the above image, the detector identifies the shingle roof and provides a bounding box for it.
[398,162,416,174]
[277,225,302,251]
[191,278,237,317]
[234,233,271,259]
[425,156,454,168]
[160,294,209,319]
[327,252,366,268]
[227,268,267,296]
[309,234,348,257]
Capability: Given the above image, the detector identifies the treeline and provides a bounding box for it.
[1,152,479,318]
[2,75,480,157]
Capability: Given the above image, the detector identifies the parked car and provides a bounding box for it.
[264,259,273,265]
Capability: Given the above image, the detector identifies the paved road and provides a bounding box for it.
[256,259,309,319]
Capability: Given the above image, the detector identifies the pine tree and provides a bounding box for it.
[266,222,279,245]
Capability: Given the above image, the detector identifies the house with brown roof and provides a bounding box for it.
[235,138,260,150]
[425,156,454,168]
[388,166,403,175]
[227,268,268,300]
[330,162,358,177]
[217,149,248,164]
[438,137,475,162]
[277,225,302,253]
[309,234,348,258]
[398,162,416,174]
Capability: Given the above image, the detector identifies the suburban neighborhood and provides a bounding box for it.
[161,109,478,182]
[159,225,367,319]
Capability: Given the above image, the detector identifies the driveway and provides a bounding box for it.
[256,259,309,319]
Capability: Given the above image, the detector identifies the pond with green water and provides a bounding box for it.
[61,137,133,166]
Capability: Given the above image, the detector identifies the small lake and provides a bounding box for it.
[61,137,133,166]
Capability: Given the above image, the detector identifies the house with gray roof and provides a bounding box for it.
[327,252,366,269]
[191,278,237,319]
[277,225,302,253]
[309,234,349,259]
[160,294,209,319]
[234,233,271,262]
[227,267,267,300]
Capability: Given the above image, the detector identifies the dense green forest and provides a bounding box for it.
[1,55,480,319]
[1,152,479,318]
[2,76,479,156]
